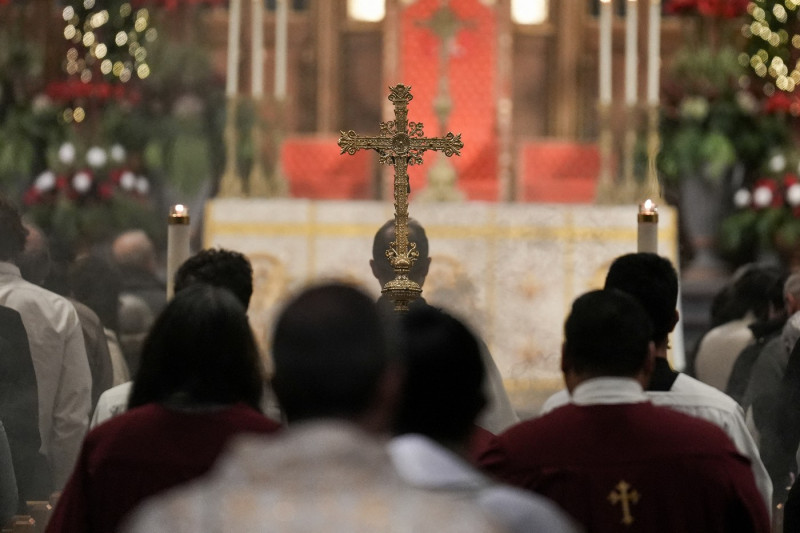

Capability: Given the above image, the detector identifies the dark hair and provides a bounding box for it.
[271,283,392,422]
[372,218,429,282]
[732,264,785,323]
[69,254,123,331]
[174,248,253,309]
[604,253,678,345]
[564,289,653,378]
[128,284,264,410]
[0,197,27,261]
[395,306,485,443]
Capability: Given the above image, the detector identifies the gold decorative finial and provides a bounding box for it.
[338,84,463,312]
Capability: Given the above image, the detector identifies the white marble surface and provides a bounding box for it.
[204,198,679,410]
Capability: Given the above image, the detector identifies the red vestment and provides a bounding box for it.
[478,401,769,533]
[46,402,280,533]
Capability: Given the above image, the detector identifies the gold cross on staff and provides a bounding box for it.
[607,480,640,526]
[338,84,463,312]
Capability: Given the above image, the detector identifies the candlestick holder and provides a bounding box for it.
[595,102,616,204]
[219,96,243,197]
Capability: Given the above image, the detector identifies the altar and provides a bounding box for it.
[204,198,678,411]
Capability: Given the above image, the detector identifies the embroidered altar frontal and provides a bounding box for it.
[204,199,678,410]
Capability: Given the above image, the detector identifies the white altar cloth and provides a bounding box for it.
[204,199,678,410]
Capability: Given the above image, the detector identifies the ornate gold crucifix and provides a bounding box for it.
[338,84,463,312]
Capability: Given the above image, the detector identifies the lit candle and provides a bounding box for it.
[226,0,242,97]
[625,0,638,106]
[274,0,288,101]
[166,204,191,300]
[647,0,661,105]
[251,0,264,99]
[637,199,658,253]
[599,0,612,104]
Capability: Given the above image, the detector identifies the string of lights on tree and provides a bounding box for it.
[743,0,800,97]
[60,0,156,123]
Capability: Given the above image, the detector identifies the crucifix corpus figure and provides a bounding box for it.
[338,84,463,312]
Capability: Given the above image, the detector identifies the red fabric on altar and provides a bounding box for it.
[400,0,498,201]
[281,136,373,199]
[517,141,600,203]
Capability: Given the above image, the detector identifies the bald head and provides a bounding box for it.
[370,218,431,288]
[112,230,157,274]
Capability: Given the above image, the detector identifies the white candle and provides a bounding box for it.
[637,199,658,253]
[274,0,288,101]
[625,0,638,106]
[599,0,612,104]
[251,0,264,98]
[167,204,191,300]
[226,0,242,97]
[647,0,661,105]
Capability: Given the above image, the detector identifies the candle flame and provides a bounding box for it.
[171,204,188,217]
[639,199,657,215]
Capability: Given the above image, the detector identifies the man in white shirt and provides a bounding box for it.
[541,253,772,511]
[0,196,91,489]
[391,305,581,533]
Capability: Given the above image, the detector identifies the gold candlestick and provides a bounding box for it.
[622,103,638,202]
[595,102,615,204]
[219,97,243,197]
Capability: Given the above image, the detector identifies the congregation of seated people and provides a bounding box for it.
[0,192,794,532]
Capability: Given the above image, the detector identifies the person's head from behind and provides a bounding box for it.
[0,196,28,263]
[112,229,157,274]
[604,253,678,348]
[271,283,397,431]
[17,222,51,286]
[128,283,264,411]
[174,248,253,309]
[69,254,123,331]
[784,273,800,315]
[562,289,654,392]
[729,263,784,323]
[395,306,486,448]
[370,218,431,288]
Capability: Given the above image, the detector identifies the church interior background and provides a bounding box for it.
[2,0,799,410]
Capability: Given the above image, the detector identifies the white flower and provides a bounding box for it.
[769,154,787,173]
[119,171,136,191]
[34,171,56,192]
[86,146,108,168]
[735,90,758,115]
[72,171,92,194]
[733,188,752,208]
[31,94,53,114]
[110,144,126,164]
[58,142,76,165]
[753,186,774,208]
[135,176,150,195]
[788,183,800,207]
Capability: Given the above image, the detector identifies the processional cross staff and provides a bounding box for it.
[338,84,463,312]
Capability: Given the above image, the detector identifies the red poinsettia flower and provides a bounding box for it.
[697,0,748,18]
[97,182,115,201]
[765,91,794,114]
[665,0,698,15]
